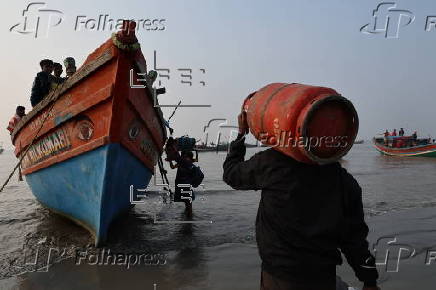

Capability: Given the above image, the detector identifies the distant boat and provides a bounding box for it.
[195,144,230,152]
[354,139,364,144]
[373,136,436,157]
[195,142,260,152]
[11,21,167,245]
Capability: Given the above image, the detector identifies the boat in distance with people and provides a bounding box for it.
[373,134,436,157]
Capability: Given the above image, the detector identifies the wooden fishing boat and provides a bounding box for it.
[11,21,167,246]
[373,136,436,157]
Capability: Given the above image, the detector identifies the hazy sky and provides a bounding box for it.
[1,0,436,149]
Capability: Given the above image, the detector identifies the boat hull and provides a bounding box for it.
[11,22,167,245]
[373,140,436,157]
[26,143,152,245]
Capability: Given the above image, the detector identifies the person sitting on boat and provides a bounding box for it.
[391,129,397,136]
[50,62,65,88]
[64,57,76,79]
[30,59,54,107]
[7,106,26,134]
[399,128,405,137]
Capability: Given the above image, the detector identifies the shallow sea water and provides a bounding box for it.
[1,143,436,289]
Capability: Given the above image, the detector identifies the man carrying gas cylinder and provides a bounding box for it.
[222,83,380,290]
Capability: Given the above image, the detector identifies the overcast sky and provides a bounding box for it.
[1,0,436,149]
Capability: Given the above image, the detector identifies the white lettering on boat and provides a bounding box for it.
[21,128,72,169]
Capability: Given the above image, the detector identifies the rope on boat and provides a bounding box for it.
[0,99,58,193]
[157,155,173,200]
[167,100,182,123]
[155,101,182,196]
[163,100,182,137]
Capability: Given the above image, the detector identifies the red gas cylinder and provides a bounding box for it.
[243,83,359,164]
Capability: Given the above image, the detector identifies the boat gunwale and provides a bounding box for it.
[373,138,436,152]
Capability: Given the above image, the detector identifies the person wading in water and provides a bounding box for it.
[166,139,204,218]
[223,109,380,290]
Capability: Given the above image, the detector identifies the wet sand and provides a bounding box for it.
[1,207,435,290]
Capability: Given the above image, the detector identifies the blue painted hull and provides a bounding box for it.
[26,143,153,246]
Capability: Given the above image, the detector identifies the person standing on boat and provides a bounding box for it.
[51,62,65,88]
[412,131,418,146]
[64,57,76,79]
[223,110,380,290]
[30,59,54,107]
[383,130,389,145]
[399,128,405,137]
[7,106,26,134]
[391,129,397,136]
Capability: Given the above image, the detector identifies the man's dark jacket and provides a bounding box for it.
[173,155,200,202]
[223,135,378,287]
[30,71,51,107]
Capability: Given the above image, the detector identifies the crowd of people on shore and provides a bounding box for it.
[6,58,77,135]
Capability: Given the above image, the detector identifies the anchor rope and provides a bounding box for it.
[0,93,59,193]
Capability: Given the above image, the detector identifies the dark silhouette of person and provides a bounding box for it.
[223,109,379,290]
[30,59,54,107]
